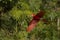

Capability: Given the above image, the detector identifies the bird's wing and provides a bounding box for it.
[27,20,38,32]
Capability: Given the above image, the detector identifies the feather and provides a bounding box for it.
[27,10,45,32]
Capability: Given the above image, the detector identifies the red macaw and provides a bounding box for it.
[27,10,46,32]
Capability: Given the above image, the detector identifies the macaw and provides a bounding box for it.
[27,10,47,32]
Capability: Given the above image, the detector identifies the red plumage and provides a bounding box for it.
[27,10,45,32]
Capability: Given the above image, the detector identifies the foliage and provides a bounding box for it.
[0,0,60,40]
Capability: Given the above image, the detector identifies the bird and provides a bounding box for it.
[27,10,46,32]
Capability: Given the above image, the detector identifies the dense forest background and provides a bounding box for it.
[0,0,60,40]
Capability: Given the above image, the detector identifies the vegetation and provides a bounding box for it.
[0,0,60,40]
